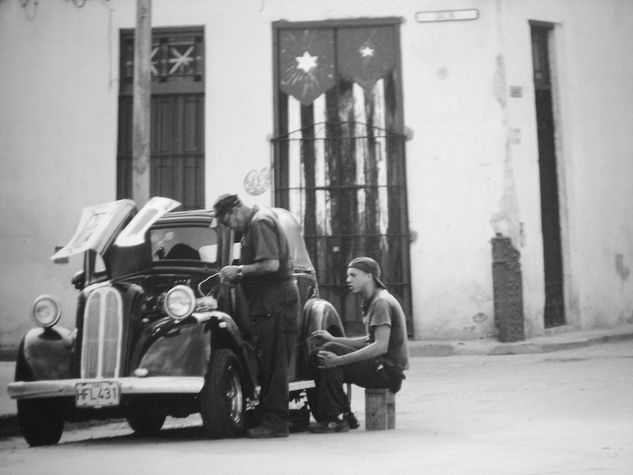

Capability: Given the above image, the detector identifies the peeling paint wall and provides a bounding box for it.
[1,0,632,349]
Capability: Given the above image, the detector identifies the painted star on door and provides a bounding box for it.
[338,26,396,91]
[279,27,397,105]
[279,30,336,106]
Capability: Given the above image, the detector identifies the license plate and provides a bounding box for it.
[75,381,121,408]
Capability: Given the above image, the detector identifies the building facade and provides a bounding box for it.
[1,0,632,350]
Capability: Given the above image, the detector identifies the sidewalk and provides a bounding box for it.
[407,323,633,357]
[2,324,632,434]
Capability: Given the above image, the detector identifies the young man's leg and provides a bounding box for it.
[309,342,355,422]
[308,342,382,432]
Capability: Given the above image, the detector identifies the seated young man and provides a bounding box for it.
[308,257,409,433]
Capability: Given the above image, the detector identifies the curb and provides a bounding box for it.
[0,414,18,439]
[408,328,633,357]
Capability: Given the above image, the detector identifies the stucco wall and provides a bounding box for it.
[0,0,122,348]
[498,0,633,334]
[1,0,632,349]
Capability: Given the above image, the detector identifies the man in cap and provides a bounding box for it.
[308,257,409,433]
[213,194,300,438]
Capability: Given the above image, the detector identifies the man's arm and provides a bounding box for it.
[311,330,367,349]
[220,259,279,282]
[318,325,390,368]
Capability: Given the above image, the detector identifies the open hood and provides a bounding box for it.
[115,196,181,247]
[51,199,137,263]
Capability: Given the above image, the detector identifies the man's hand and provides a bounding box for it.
[220,265,241,283]
[311,329,334,343]
[317,350,339,368]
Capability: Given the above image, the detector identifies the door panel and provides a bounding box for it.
[117,94,204,210]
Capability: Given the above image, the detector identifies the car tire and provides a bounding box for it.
[302,299,346,422]
[199,348,245,438]
[17,398,64,446]
[126,407,167,436]
[15,340,65,446]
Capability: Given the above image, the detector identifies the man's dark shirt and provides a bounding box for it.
[239,206,293,299]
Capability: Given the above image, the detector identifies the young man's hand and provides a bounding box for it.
[311,329,334,343]
[317,350,339,368]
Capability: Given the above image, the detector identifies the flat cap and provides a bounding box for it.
[212,194,241,218]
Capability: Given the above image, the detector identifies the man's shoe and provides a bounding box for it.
[307,418,350,433]
[246,425,289,439]
[344,411,359,430]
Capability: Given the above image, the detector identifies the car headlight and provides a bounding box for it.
[32,295,62,328]
[164,285,196,319]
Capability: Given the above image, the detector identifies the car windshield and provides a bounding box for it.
[150,226,219,263]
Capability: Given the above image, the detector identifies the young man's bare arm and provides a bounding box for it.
[317,325,390,368]
[311,330,367,349]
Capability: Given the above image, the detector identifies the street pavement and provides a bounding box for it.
[0,336,631,474]
[1,324,632,424]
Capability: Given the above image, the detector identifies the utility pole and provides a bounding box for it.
[132,0,152,207]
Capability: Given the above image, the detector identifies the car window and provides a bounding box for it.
[150,226,219,264]
[232,242,241,262]
[94,253,106,275]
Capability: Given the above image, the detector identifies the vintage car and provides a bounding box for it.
[8,197,346,446]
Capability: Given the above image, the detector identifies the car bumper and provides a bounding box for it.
[7,377,314,400]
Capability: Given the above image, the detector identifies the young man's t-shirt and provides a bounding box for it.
[363,289,409,371]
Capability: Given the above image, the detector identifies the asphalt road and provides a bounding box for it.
[1,340,631,475]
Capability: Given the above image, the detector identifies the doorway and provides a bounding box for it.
[117,28,205,210]
[531,22,566,328]
[272,19,412,335]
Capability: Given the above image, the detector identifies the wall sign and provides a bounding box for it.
[244,168,271,196]
[416,9,479,23]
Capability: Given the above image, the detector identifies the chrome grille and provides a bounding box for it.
[81,287,123,378]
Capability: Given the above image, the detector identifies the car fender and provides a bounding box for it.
[206,312,258,396]
[17,326,74,381]
[136,320,211,377]
[134,312,257,395]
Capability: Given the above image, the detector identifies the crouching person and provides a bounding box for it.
[308,257,409,433]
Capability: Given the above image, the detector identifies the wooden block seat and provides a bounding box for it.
[365,388,396,430]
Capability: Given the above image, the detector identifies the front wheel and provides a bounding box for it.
[17,398,64,446]
[199,348,245,438]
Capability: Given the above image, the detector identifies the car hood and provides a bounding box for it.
[52,199,137,262]
[51,197,181,263]
[115,196,181,247]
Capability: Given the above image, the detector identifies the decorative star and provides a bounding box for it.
[150,47,160,75]
[295,51,318,73]
[168,46,194,74]
[359,45,375,58]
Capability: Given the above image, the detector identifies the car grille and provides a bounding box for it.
[81,286,123,378]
